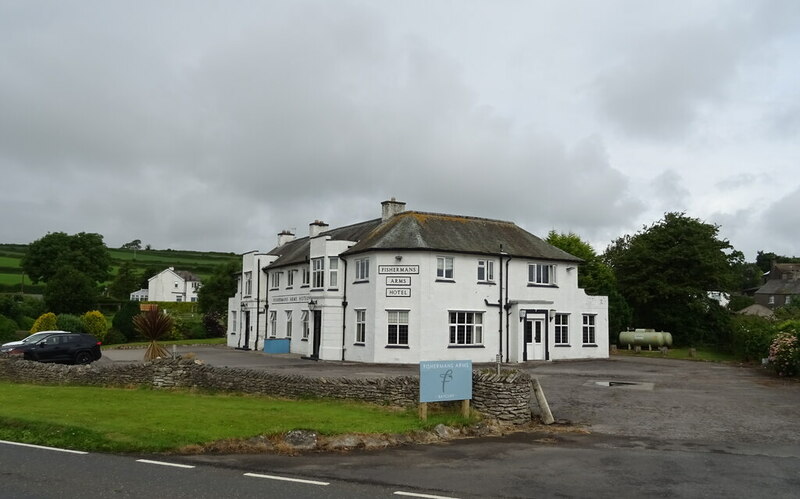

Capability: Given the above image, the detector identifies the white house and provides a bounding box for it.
[147,267,201,302]
[129,288,149,301]
[227,199,608,364]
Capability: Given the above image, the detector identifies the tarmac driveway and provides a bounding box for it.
[101,347,800,454]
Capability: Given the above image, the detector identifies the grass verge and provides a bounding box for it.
[103,337,227,348]
[613,346,737,362]
[0,382,472,453]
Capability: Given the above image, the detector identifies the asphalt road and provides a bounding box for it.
[87,347,800,497]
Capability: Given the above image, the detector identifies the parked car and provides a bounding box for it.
[0,330,71,353]
[4,333,102,365]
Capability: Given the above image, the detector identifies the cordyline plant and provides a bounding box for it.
[132,307,174,361]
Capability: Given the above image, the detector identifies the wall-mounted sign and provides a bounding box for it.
[386,276,411,286]
[378,265,419,274]
[419,360,472,402]
[386,288,411,297]
[272,295,310,304]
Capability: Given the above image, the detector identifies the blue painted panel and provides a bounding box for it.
[419,360,472,402]
[263,338,290,354]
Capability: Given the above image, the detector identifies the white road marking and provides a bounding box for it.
[393,492,460,499]
[0,439,88,455]
[244,472,330,486]
[136,459,196,469]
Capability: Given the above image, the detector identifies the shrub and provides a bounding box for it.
[112,302,141,341]
[730,315,777,362]
[82,310,109,342]
[133,308,174,360]
[56,314,85,333]
[202,312,225,337]
[103,328,127,345]
[30,312,57,333]
[0,314,19,342]
[767,330,800,377]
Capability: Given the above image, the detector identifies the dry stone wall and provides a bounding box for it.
[0,358,533,424]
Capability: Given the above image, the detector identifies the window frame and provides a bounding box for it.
[448,311,484,346]
[387,310,409,346]
[285,310,293,338]
[528,263,556,286]
[355,309,366,344]
[436,256,454,280]
[301,310,309,339]
[355,257,370,282]
[312,258,324,289]
[244,271,253,295]
[582,314,596,345]
[269,310,277,338]
[554,313,569,345]
[329,257,339,289]
[477,260,494,283]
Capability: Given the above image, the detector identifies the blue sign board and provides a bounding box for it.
[419,360,472,403]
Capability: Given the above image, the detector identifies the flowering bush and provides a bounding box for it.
[767,330,800,377]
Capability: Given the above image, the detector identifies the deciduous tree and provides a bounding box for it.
[198,261,239,315]
[606,212,738,346]
[22,232,111,284]
[43,266,98,315]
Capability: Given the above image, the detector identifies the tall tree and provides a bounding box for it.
[22,232,111,284]
[44,266,99,314]
[107,261,142,300]
[197,261,240,315]
[547,231,632,338]
[607,212,738,346]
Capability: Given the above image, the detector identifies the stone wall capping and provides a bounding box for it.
[0,358,532,424]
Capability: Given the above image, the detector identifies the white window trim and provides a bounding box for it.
[448,311,484,346]
[355,309,366,344]
[301,310,309,339]
[554,313,569,345]
[477,260,494,283]
[355,257,370,282]
[387,310,409,346]
[528,263,556,286]
[436,256,454,280]
[582,314,596,345]
[285,310,293,338]
[329,257,339,289]
[269,311,277,338]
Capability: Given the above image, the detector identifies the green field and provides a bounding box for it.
[0,243,240,293]
[0,382,471,453]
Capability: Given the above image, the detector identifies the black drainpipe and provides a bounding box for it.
[254,259,261,351]
[236,270,245,349]
[256,266,269,352]
[504,254,512,363]
[341,259,348,361]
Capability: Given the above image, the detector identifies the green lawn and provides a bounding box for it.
[613,346,737,362]
[104,337,227,348]
[0,382,470,453]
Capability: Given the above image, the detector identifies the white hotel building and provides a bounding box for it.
[227,199,608,364]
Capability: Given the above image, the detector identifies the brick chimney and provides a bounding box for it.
[381,198,406,221]
[277,230,295,247]
[309,220,328,238]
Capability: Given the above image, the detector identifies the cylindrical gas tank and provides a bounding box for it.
[618,329,673,348]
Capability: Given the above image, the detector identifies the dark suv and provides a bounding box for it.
[7,333,102,365]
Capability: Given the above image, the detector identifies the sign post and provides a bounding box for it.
[419,360,472,420]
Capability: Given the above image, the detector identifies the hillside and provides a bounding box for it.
[0,243,240,294]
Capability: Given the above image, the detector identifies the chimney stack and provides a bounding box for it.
[381,198,406,221]
[277,230,295,247]
[309,220,328,238]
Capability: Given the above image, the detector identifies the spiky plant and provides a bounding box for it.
[132,307,173,361]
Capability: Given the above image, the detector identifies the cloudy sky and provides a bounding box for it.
[1,0,798,259]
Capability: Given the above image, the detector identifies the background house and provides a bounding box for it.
[146,267,201,302]
[754,263,800,309]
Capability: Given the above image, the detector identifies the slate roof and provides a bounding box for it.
[755,279,800,296]
[175,270,200,282]
[263,211,579,270]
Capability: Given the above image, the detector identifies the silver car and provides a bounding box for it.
[0,330,71,353]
